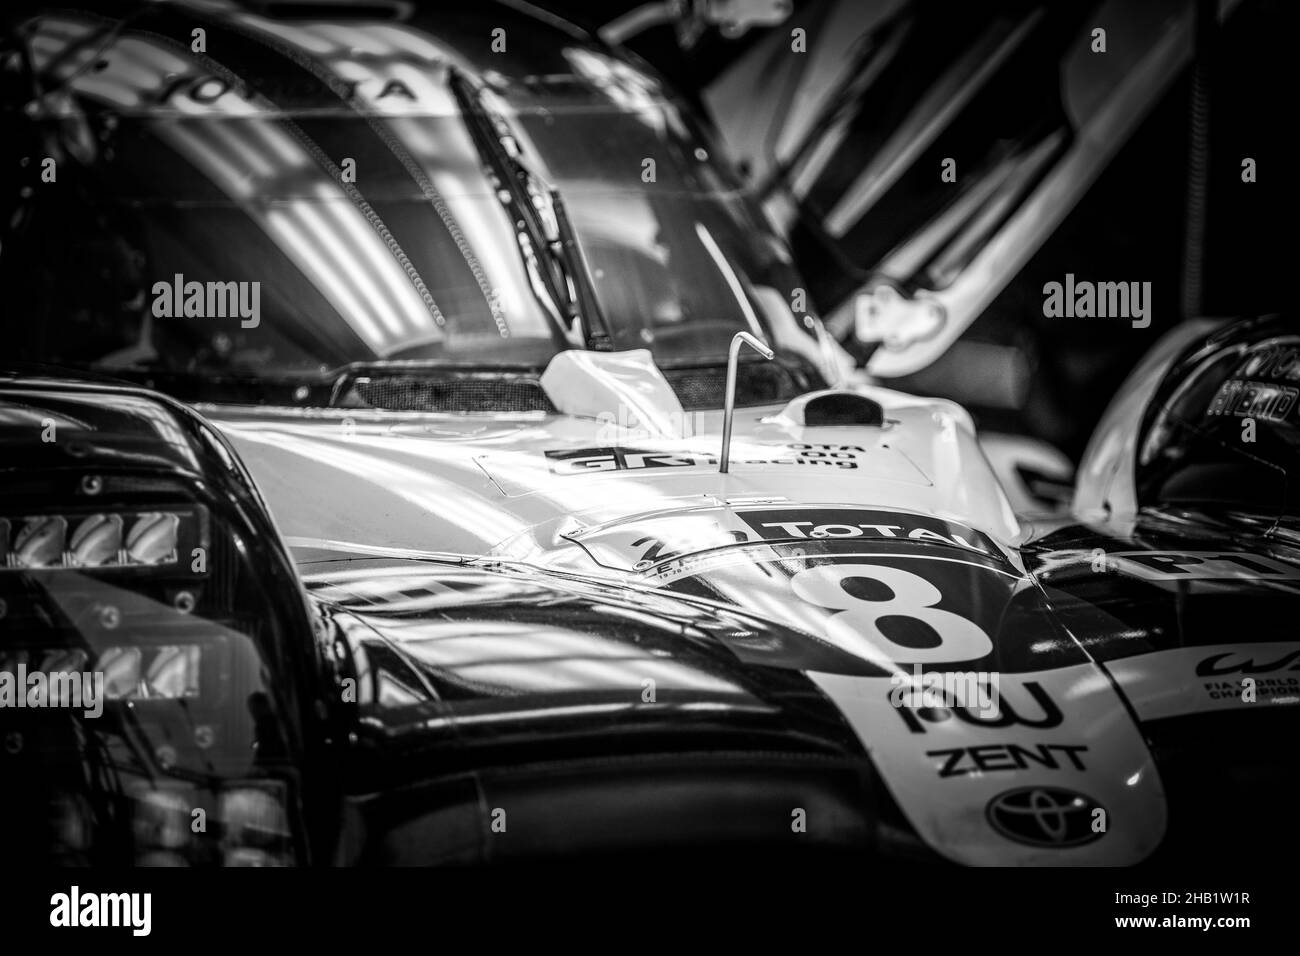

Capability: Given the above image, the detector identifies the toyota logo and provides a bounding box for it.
[986,787,1105,848]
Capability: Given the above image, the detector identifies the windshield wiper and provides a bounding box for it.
[446,66,613,352]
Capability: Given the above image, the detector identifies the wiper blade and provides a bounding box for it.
[551,190,613,350]
[446,66,613,352]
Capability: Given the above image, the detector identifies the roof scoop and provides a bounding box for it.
[770,389,885,427]
[540,349,685,437]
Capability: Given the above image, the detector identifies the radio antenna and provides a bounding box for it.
[720,331,774,474]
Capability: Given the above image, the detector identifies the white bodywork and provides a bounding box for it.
[208,353,1022,572]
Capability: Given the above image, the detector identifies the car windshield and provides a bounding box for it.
[2,11,827,400]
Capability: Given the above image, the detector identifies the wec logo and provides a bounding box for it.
[1196,648,1300,676]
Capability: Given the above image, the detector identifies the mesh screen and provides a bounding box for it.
[352,377,556,413]
[662,363,803,410]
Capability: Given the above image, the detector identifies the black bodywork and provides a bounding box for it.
[3,312,1300,865]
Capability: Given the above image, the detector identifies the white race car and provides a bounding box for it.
[0,0,1294,866]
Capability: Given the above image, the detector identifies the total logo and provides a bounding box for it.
[986,787,1107,848]
[753,519,987,552]
[738,508,998,556]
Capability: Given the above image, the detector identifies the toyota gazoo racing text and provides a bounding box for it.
[1,0,1296,867]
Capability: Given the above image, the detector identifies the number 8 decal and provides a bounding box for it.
[790,563,993,664]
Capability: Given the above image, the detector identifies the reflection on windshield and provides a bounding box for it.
[4,11,827,398]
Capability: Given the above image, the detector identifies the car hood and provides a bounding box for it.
[210,406,1297,865]
[206,389,1018,567]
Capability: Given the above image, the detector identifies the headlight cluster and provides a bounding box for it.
[0,509,203,571]
[1,384,320,868]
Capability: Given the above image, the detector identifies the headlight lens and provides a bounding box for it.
[12,516,67,568]
[1,509,198,572]
[68,514,123,567]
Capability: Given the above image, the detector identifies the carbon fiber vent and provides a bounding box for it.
[351,376,556,413]
[662,362,810,410]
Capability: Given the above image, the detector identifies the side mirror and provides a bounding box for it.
[854,283,946,352]
[703,0,793,39]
